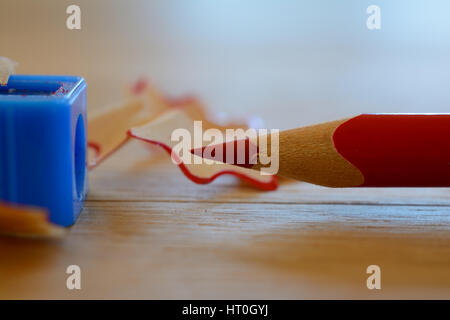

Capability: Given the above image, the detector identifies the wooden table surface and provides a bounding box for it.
[0,0,449,299]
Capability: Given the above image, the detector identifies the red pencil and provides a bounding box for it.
[193,114,450,187]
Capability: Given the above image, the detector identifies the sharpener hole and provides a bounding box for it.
[74,114,86,199]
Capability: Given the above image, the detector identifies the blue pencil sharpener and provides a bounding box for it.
[0,75,88,227]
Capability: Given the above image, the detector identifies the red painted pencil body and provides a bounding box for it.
[333,114,450,187]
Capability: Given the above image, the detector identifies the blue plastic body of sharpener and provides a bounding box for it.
[0,75,88,227]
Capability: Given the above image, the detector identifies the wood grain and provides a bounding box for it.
[1,142,449,299]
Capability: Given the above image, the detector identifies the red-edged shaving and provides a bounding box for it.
[88,79,278,191]
[129,130,277,191]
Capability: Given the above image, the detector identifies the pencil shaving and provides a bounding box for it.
[129,109,278,190]
[0,57,17,86]
[88,79,278,190]
[0,202,65,238]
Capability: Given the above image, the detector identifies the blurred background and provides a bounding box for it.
[1,0,450,129]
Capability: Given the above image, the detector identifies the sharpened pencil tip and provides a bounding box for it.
[190,138,258,169]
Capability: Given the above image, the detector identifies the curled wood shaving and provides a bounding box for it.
[0,57,17,86]
[0,202,65,238]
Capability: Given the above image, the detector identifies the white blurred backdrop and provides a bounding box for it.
[1,0,449,129]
